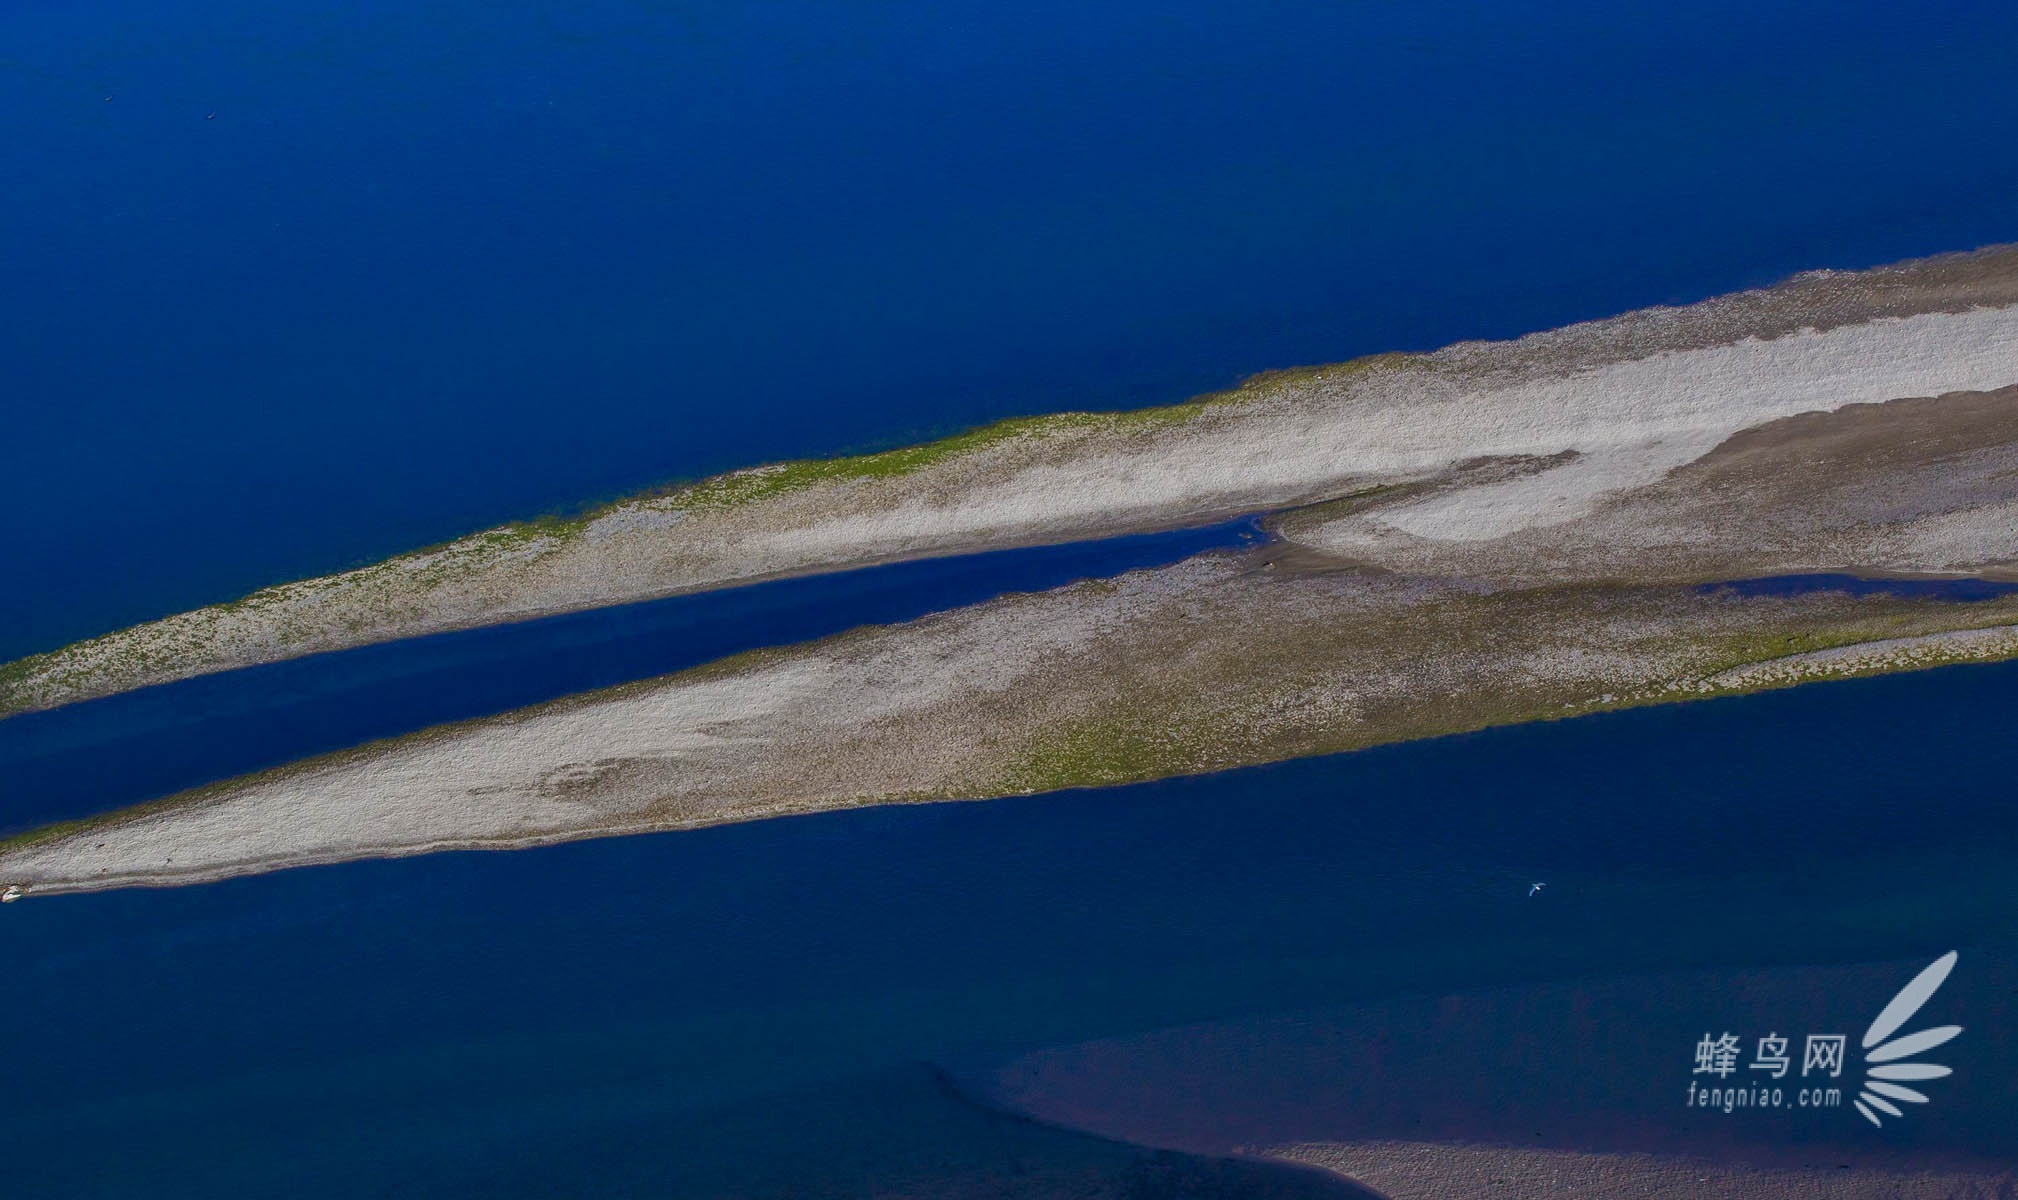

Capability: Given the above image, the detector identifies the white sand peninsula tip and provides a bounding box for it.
[4,244,2018,718]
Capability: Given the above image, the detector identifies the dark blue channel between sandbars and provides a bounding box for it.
[0,517,1265,834]
[1700,573,2018,602]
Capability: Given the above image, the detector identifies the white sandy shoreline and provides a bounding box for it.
[4,245,2018,898]
[6,594,2016,900]
[5,245,2018,719]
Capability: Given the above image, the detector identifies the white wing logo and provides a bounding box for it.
[1854,951,1963,1128]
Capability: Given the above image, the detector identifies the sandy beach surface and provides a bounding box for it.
[4,245,2016,719]
[4,562,2016,897]
[4,247,2018,896]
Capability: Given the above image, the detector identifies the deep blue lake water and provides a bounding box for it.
[4,660,2017,1195]
[8,2,2018,1193]
[0,517,1262,835]
[6,0,2018,661]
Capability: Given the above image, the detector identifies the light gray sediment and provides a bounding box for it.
[5,247,2018,896]
[5,245,2018,719]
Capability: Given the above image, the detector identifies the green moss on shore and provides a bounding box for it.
[991,602,2018,803]
[657,401,1220,513]
[999,716,1203,793]
[0,652,45,712]
[0,346,1417,718]
[537,345,1407,522]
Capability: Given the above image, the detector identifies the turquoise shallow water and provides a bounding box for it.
[4,660,2015,1194]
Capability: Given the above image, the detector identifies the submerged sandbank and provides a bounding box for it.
[1273,1140,2013,1199]
[975,954,2018,1195]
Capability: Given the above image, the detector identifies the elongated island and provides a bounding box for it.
[4,245,2018,897]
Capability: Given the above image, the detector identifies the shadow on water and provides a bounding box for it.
[0,517,1264,835]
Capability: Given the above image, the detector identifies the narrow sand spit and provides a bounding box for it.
[1700,626,2018,691]
[5,245,2018,717]
[4,246,2018,895]
[4,559,2017,896]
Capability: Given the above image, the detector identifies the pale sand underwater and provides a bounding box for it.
[975,955,2018,1199]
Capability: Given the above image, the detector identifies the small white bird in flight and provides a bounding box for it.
[1528,882,1546,897]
